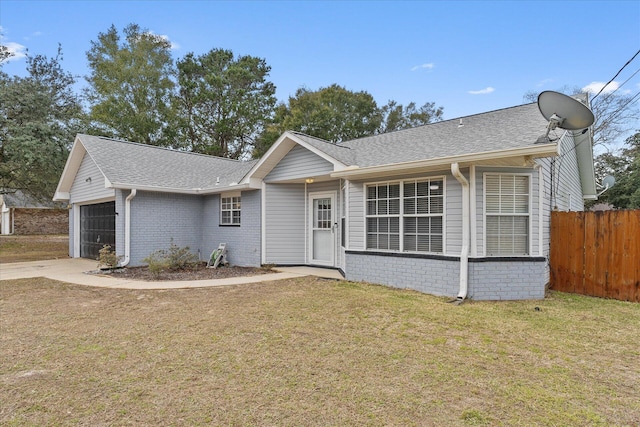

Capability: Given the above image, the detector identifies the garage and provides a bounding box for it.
[80,201,116,259]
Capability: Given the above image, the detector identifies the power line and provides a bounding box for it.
[591,49,640,101]
[598,67,640,100]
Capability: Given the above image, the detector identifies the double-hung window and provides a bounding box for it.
[403,179,444,252]
[484,174,530,255]
[366,178,444,253]
[220,194,241,225]
[366,183,400,250]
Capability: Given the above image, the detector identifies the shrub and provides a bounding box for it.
[142,240,199,278]
[142,251,171,279]
[164,240,199,270]
[97,245,122,269]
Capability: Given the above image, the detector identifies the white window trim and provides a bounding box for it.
[363,176,447,254]
[482,172,533,257]
[220,192,241,225]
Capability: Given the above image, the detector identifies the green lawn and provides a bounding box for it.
[1,276,639,426]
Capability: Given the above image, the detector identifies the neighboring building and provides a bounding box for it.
[54,98,596,300]
[1,191,68,235]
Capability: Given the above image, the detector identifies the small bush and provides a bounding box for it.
[164,240,199,270]
[142,252,171,279]
[97,245,122,269]
[142,240,199,278]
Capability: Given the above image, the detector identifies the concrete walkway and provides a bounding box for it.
[0,258,344,290]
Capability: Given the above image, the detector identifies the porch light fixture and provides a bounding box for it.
[85,177,92,183]
[305,178,314,184]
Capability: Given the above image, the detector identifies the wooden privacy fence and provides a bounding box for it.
[550,210,640,302]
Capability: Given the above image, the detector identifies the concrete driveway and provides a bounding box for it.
[0,258,342,289]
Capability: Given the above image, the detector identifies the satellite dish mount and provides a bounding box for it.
[537,91,595,143]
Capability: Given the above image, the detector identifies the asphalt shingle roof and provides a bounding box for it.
[289,132,356,165]
[337,102,549,167]
[79,135,256,190]
[77,101,550,190]
[275,102,549,168]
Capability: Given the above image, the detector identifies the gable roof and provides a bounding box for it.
[241,131,354,183]
[54,135,256,200]
[244,101,562,182]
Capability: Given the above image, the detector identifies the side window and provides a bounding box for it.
[485,174,530,255]
[220,195,241,225]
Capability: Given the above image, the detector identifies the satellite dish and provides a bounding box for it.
[537,91,595,143]
[602,175,616,189]
[597,175,616,196]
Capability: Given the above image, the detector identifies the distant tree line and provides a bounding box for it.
[2,23,637,207]
[0,24,444,200]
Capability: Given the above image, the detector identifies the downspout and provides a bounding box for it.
[451,163,470,303]
[118,189,137,267]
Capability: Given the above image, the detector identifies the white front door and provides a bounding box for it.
[309,192,336,266]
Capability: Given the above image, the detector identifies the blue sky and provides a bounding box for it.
[2,0,639,133]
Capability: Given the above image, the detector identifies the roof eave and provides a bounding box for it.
[108,182,252,195]
[53,191,70,202]
[330,143,559,179]
[53,135,87,199]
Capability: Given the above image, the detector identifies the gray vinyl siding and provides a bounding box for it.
[552,132,584,211]
[70,153,115,204]
[536,157,555,285]
[264,145,334,182]
[264,183,305,264]
[444,173,462,256]
[128,191,204,267]
[347,180,364,250]
[472,167,484,256]
[200,190,261,267]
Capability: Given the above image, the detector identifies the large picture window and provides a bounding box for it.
[366,178,444,253]
[485,174,530,255]
[221,195,241,225]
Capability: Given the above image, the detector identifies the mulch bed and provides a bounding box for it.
[91,262,272,281]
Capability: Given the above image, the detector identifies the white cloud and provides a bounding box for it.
[24,31,44,41]
[145,31,180,50]
[158,34,180,50]
[537,78,554,87]
[468,87,495,95]
[2,42,27,61]
[582,81,619,95]
[411,63,434,71]
[0,29,27,62]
